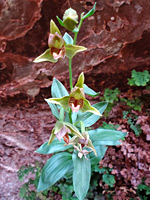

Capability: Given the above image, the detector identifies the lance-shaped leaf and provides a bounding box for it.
[73,151,91,200]
[56,16,65,27]
[51,78,69,98]
[33,49,57,63]
[82,2,96,20]
[37,152,72,192]
[36,139,72,154]
[89,128,127,142]
[65,44,87,59]
[83,84,100,97]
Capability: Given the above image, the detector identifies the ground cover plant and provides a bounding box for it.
[24,3,128,200]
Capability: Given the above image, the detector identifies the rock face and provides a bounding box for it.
[0,0,150,100]
[0,0,150,199]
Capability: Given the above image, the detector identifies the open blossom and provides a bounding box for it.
[66,131,97,159]
[33,20,86,63]
[48,121,84,145]
[45,73,101,116]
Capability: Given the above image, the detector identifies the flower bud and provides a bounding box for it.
[63,8,78,31]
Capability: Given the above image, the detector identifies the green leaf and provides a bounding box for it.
[89,128,127,142]
[45,101,59,119]
[37,152,72,191]
[90,144,108,167]
[128,70,150,86]
[83,84,100,97]
[50,20,61,35]
[33,49,57,63]
[63,32,74,45]
[35,139,72,154]
[73,151,91,200]
[52,78,69,98]
[102,174,115,187]
[76,102,108,127]
[82,2,96,20]
[93,140,122,146]
[56,16,65,27]
[65,44,87,59]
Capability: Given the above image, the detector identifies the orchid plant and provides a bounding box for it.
[34,3,127,200]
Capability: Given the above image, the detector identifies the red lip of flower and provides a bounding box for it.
[33,20,87,63]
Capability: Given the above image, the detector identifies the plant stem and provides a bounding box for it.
[73,18,83,45]
[69,58,73,90]
[59,107,64,121]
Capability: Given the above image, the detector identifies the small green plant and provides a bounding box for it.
[101,88,120,114]
[94,166,116,187]
[121,97,142,111]
[128,70,150,86]
[136,179,150,200]
[123,111,142,136]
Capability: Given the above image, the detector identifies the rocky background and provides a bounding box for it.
[0,0,150,199]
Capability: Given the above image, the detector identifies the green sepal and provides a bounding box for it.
[54,121,64,134]
[90,144,108,167]
[35,138,72,154]
[37,152,72,192]
[33,49,57,63]
[73,151,91,200]
[83,84,100,97]
[63,17,78,31]
[76,102,107,127]
[81,99,101,116]
[45,96,69,109]
[48,129,56,145]
[86,138,97,156]
[56,16,65,27]
[50,20,61,35]
[75,72,84,88]
[65,44,87,58]
[82,2,96,20]
[64,122,84,139]
[63,32,74,45]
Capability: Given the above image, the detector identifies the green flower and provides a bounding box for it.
[63,8,78,31]
[48,121,84,145]
[45,72,101,116]
[33,20,86,63]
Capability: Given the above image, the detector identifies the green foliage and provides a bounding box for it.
[101,88,120,114]
[73,151,91,200]
[121,97,142,111]
[17,163,49,200]
[101,122,120,130]
[94,167,116,187]
[136,179,150,199]
[123,111,142,136]
[37,152,72,192]
[128,70,150,86]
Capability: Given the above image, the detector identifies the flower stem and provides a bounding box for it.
[73,18,83,45]
[59,107,64,121]
[69,58,73,90]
